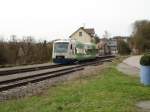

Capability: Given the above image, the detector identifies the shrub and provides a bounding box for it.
[118,39,131,55]
[0,47,8,64]
[140,54,150,66]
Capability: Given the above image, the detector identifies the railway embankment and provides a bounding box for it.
[0,57,150,112]
[0,57,113,101]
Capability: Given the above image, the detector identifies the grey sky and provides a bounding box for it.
[0,0,149,41]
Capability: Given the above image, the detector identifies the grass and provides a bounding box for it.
[0,65,150,112]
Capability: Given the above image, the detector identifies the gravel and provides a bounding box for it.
[0,63,106,102]
[136,101,150,112]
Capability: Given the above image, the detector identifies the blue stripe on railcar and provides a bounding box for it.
[53,58,76,64]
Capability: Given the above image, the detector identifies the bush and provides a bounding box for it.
[0,47,8,64]
[140,54,150,66]
[118,39,131,55]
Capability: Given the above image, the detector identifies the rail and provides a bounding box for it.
[0,55,115,92]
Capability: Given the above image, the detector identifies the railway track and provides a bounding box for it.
[0,55,114,76]
[0,63,64,76]
[0,55,115,92]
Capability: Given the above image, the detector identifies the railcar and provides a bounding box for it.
[52,39,97,64]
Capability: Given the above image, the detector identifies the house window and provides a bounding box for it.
[79,32,82,36]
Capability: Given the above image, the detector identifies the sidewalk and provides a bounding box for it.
[123,55,142,69]
[117,63,139,77]
[117,55,141,77]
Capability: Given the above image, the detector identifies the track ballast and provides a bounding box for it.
[0,55,115,92]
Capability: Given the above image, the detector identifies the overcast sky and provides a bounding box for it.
[0,0,149,41]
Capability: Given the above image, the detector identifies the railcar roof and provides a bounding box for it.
[53,39,70,43]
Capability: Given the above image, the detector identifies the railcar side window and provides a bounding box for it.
[75,48,77,54]
[70,44,72,50]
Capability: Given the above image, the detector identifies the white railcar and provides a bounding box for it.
[52,39,96,64]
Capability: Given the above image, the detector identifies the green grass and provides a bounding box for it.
[0,66,150,112]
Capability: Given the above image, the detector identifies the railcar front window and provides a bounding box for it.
[54,42,69,53]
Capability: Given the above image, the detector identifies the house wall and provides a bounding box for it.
[70,29,92,43]
[108,39,118,54]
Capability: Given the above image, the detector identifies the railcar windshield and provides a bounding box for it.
[54,42,69,53]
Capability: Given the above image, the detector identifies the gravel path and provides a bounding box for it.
[136,101,150,112]
[117,55,141,76]
[123,55,142,69]
[117,63,139,77]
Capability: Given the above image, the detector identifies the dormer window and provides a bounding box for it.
[79,32,82,36]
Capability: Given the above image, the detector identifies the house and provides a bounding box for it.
[69,27,96,43]
[107,38,118,54]
[97,38,111,55]
[113,36,129,43]
[97,38,118,55]
[112,36,131,54]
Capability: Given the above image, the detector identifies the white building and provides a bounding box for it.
[69,27,96,43]
[107,39,118,54]
[98,38,118,55]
